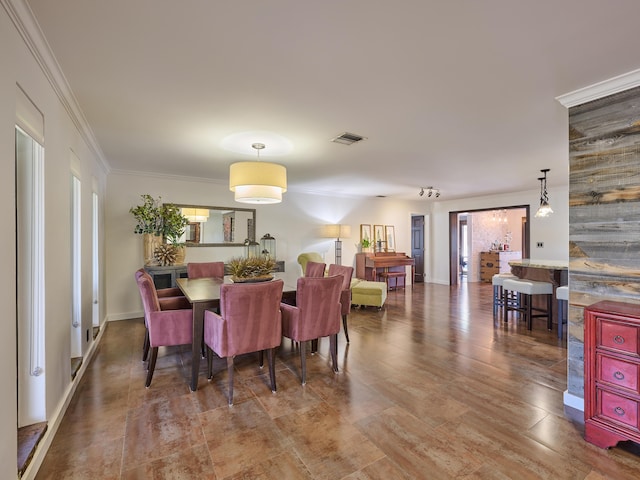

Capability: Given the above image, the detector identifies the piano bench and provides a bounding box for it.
[379,271,406,291]
[350,279,387,309]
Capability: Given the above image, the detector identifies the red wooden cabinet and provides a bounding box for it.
[584,301,640,448]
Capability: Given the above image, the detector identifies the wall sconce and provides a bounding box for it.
[322,224,351,265]
[419,186,440,198]
[535,169,553,218]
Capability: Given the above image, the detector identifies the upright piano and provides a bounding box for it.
[355,252,415,283]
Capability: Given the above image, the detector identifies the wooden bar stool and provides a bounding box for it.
[491,273,517,318]
[502,278,553,330]
[556,285,569,339]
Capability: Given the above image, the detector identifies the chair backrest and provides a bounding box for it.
[293,275,342,340]
[135,271,161,315]
[328,264,353,291]
[216,279,284,356]
[187,261,225,278]
[305,261,326,278]
[297,252,324,275]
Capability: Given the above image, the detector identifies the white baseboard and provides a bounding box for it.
[563,390,584,412]
[107,310,143,321]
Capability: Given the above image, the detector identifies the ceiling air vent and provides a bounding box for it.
[331,132,367,145]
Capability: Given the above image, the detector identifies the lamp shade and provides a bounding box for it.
[322,224,351,239]
[181,208,209,223]
[229,161,287,204]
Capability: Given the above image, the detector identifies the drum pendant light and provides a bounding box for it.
[229,143,287,204]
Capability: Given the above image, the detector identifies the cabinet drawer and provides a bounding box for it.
[599,320,639,356]
[598,389,639,430]
[597,354,639,394]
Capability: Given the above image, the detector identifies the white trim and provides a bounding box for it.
[556,68,640,107]
[2,0,110,174]
[563,390,584,412]
[107,311,144,322]
[20,325,107,480]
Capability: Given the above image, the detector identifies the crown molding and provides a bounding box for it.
[2,0,110,175]
[556,68,640,108]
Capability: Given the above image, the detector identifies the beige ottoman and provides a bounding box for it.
[350,279,387,309]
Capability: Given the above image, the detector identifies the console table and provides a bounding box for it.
[144,260,285,289]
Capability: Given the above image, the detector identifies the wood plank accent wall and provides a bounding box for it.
[567,85,640,400]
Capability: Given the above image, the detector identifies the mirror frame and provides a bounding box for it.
[175,204,256,247]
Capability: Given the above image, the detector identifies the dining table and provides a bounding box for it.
[177,274,297,391]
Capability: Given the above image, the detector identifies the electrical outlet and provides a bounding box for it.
[536,242,544,248]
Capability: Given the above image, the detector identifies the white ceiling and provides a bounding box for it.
[24,0,640,200]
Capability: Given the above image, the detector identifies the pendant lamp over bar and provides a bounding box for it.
[229,143,287,204]
[535,168,553,218]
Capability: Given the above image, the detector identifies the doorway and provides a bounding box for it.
[411,215,425,283]
[449,205,530,286]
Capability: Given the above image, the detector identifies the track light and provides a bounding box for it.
[418,186,440,198]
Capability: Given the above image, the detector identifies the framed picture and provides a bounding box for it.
[373,224,385,250]
[385,225,396,252]
[360,224,372,244]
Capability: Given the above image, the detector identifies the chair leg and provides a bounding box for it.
[342,314,350,343]
[311,339,318,353]
[227,356,235,406]
[526,295,533,330]
[330,334,338,373]
[206,346,213,380]
[547,295,553,331]
[299,341,307,385]
[145,347,158,388]
[267,348,277,393]
[142,328,150,362]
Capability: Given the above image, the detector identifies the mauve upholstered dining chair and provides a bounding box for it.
[305,261,326,278]
[136,272,193,387]
[328,264,354,343]
[203,279,284,405]
[281,275,342,385]
[187,261,225,278]
[135,269,191,362]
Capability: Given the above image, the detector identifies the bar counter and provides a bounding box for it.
[508,259,568,328]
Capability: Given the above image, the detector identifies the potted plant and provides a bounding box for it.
[227,256,276,282]
[130,194,189,265]
[159,203,189,264]
[361,237,371,252]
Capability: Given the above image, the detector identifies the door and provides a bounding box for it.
[411,215,424,283]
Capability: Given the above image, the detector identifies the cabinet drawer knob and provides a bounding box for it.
[614,371,625,380]
[486,262,494,268]
[613,335,625,345]
[614,406,626,416]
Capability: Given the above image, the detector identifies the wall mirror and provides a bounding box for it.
[175,204,256,247]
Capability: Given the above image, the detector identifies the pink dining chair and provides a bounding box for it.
[305,261,326,278]
[135,269,191,361]
[135,272,193,387]
[187,261,225,278]
[328,264,354,343]
[203,279,284,405]
[281,275,342,385]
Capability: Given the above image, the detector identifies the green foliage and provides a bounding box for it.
[227,256,276,278]
[361,238,371,248]
[130,194,188,245]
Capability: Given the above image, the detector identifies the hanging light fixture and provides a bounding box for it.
[535,169,553,218]
[181,207,210,223]
[229,143,287,204]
